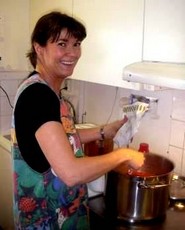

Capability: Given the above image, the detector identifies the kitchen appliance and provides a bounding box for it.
[122,61,185,90]
[89,194,185,230]
[105,153,174,223]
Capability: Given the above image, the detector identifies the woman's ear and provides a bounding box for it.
[33,42,43,56]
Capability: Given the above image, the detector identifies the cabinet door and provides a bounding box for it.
[143,0,185,63]
[30,0,73,33]
[0,0,30,70]
[72,0,144,87]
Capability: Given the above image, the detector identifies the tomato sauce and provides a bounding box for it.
[127,169,154,177]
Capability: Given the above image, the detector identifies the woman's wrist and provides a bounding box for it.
[99,126,105,140]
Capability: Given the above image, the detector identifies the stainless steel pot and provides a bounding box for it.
[105,153,174,223]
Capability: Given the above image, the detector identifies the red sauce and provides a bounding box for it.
[128,169,153,177]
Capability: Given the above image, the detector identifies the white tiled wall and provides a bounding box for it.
[168,91,185,175]
[0,71,28,134]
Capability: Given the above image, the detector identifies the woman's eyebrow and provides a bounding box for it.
[58,38,68,42]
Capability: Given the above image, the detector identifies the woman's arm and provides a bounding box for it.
[77,116,128,144]
[36,120,144,187]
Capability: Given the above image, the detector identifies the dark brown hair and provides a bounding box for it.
[27,11,87,68]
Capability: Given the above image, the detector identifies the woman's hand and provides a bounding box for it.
[114,148,145,172]
[103,116,128,139]
[126,149,145,169]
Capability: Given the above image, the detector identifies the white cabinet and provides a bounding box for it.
[29,0,144,88]
[72,0,144,87]
[30,0,73,33]
[143,0,185,63]
[0,0,29,71]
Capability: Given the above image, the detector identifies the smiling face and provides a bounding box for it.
[35,29,82,81]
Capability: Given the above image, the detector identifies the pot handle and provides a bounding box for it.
[138,181,170,189]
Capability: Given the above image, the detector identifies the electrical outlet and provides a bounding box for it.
[147,97,159,119]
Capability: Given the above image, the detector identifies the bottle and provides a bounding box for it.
[138,143,149,153]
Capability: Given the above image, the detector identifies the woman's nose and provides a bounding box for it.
[65,46,79,56]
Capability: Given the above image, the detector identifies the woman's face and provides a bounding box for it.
[36,29,82,79]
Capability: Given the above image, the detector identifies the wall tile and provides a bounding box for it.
[168,146,183,174]
[0,71,28,133]
[0,79,20,96]
[170,120,185,148]
[182,149,185,175]
[0,96,14,116]
[171,90,185,121]
[0,115,11,134]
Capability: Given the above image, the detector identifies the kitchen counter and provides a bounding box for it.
[88,195,185,230]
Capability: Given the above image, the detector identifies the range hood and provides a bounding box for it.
[123,61,185,90]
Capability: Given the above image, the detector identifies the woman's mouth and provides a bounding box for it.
[61,60,76,66]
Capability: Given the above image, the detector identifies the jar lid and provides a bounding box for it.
[138,143,149,153]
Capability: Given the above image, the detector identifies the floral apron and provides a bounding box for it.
[11,74,89,229]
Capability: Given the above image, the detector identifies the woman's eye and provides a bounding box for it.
[74,42,81,47]
[58,42,66,47]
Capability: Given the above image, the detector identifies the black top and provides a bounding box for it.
[14,82,61,173]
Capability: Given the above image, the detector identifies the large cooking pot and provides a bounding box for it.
[105,153,174,223]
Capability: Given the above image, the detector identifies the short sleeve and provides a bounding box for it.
[14,83,61,172]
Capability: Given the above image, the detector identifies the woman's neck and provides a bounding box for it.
[35,67,63,96]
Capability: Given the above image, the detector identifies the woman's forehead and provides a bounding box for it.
[56,28,78,41]
[48,26,84,43]
[60,28,73,38]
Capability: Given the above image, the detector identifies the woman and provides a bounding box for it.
[11,11,144,229]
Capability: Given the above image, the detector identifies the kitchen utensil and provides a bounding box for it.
[170,174,185,200]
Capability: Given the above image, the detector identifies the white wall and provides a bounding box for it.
[0,71,27,134]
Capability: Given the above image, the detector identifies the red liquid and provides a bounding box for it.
[128,169,153,177]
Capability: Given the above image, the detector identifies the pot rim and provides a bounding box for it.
[114,152,175,178]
